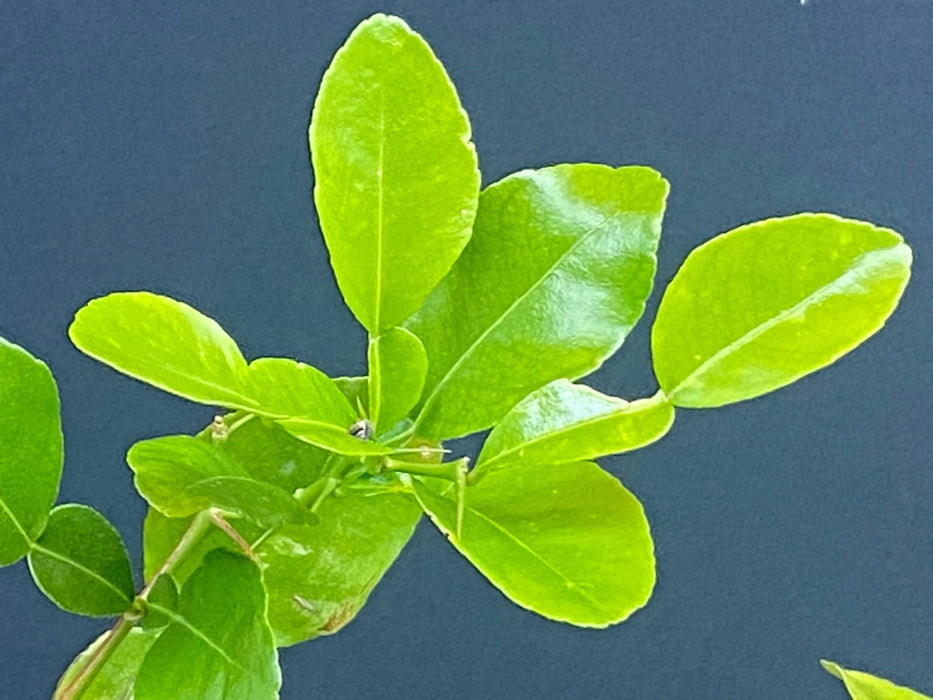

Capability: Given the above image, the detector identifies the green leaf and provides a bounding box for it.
[135,550,281,700]
[652,214,912,408]
[0,337,63,565]
[822,660,931,699]
[127,436,249,518]
[407,164,668,440]
[55,627,161,700]
[186,476,311,528]
[310,13,480,333]
[256,481,421,646]
[69,292,256,409]
[128,435,309,527]
[412,462,655,627]
[27,504,134,616]
[368,327,428,432]
[476,380,674,474]
[70,294,381,457]
[207,414,330,492]
[247,357,388,456]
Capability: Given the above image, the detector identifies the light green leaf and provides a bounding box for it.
[476,380,674,474]
[135,550,280,700]
[407,164,668,440]
[368,327,428,432]
[822,660,931,699]
[127,436,248,518]
[70,294,382,457]
[0,337,63,565]
[128,435,308,527]
[186,476,311,528]
[28,504,134,616]
[652,214,912,408]
[247,357,388,456]
[412,462,655,627]
[69,292,256,409]
[55,627,161,700]
[207,414,330,492]
[253,481,420,646]
[310,13,480,333]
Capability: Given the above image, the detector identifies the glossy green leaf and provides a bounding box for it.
[310,13,480,333]
[127,436,248,517]
[822,660,931,699]
[207,414,330,492]
[28,504,134,616]
[0,337,63,565]
[69,292,256,409]
[407,164,668,440]
[476,380,674,474]
[128,435,308,526]
[55,627,161,700]
[254,481,420,646]
[412,462,655,626]
[368,327,428,432]
[652,214,912,408]
[70,294,382,457]
[188,476,310,528]
[135,550,280,700]
[248,357,388,456]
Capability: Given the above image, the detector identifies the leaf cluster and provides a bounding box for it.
[0,13,915,699]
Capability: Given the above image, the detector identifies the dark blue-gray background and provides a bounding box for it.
[1,1,930,698]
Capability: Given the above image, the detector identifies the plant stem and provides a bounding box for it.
[54,511,213,700]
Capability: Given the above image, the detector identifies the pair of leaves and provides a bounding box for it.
[127,434,310,528]
[0,338,135,618]
[822,660,931,700]
[57,551,280,700]
[69,292,390,457]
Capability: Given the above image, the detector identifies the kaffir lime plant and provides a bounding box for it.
[0,13,915,699]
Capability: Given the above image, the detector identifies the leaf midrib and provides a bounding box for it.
[667,244,907,400]
[466,507,607,614]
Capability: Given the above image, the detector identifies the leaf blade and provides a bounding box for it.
[652,214,912,408]
[310,13,480,332]
[821,660,932,700]
[28,504,134,617]
[477,380,674,474]
[0,337,63,565]
[407,164,668,439]
[413,462,655,627]
[69,292,256,409]
[368,327,428,432]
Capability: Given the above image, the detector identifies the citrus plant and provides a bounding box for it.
[0,13,914,699]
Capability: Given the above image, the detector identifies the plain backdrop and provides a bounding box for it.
[1,1,931,698]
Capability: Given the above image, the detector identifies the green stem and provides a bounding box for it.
[54,511,213,700]
[383,456,468,482]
